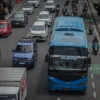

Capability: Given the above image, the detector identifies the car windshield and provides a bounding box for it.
[46,3,53,6]
[0,23,7,28]
[16,45,33,52]
[50,46,87,56]
[49,57,87,70]
[0,97,16,100]
[39,14,49,19]
[14,14,24,18]
[32,25,44,31]
[23,4,31,8]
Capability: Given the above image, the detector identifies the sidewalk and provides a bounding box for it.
[87,0,100,36]
[5,1,25,21]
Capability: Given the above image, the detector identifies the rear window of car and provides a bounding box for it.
[14,13,24,18]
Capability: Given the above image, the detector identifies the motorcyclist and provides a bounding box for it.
[62,6,67,16]
[82,3,88,17]
[64,0,69,7]
[92,36,99,54]
[72,6,78,16]
[92,36,99,43]
[55,4,60,17]
[88,21,93,35]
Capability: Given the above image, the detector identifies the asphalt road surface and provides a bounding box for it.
[0,0,100,100]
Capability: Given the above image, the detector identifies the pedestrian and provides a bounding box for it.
[0,5,7,20]
[8,2,13,13]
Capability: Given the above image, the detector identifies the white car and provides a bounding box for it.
[37,11,52,27]
[28,0,40,8]
[22,3,34,15]
[44,1,56,12]
[30,21,48,41]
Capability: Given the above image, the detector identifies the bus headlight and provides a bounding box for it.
[48,80,57,85]
[78,81,87,86]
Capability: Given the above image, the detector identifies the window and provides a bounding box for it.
[16,45,33,52]
[14,14,24,18]
[50,46,86,56]
[39,14,49,19]
[46,3,53,6]
[0,23,7,28]
[32,25,44,31]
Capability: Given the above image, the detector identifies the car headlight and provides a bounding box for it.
[41,33,46,36]
[3,29,7,32]
[14,58,17,60]
[27,58,33,61]
[78,81,87,86]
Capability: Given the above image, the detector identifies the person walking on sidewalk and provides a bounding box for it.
[0,4,7,20]
[8,2,13,13]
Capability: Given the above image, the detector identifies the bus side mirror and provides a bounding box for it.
[45,54,49,62]
[87,56,91,67]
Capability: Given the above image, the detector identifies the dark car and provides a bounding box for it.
[12,37,38,69]
[11,10,28,27]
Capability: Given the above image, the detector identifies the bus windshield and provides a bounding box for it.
[56,27,83,32]
[50,46,87,56]
[49,57,87,70]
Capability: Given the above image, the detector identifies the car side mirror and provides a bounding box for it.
[12,50,15,52]
[87,56,91,67]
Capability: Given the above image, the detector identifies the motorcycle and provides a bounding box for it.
[55,11,59,17]
[92,42,99,55]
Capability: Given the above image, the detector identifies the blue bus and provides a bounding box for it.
[46,17,90,91]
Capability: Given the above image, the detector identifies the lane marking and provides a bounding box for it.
[90,66,92,71]
[91,73,94,79]
[92,82,95,88]
[93,91,97,98]
[27,32,30,37]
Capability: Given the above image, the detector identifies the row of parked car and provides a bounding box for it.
[11,0,56,69]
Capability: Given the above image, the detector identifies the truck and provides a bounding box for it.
[0,68,27,100]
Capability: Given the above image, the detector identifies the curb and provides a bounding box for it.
[87,0,100,37]
[7,2,25,21]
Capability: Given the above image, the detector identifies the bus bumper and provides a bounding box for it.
[48,85,87,91]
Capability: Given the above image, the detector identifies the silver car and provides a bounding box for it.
[22,3,34,15]
[28,0,40,8]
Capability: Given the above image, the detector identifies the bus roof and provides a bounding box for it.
[50,35,88,48]
[53,16,85,34]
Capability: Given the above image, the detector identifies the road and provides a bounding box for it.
[0,0,100,100]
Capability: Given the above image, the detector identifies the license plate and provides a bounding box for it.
[20,62,25,64]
